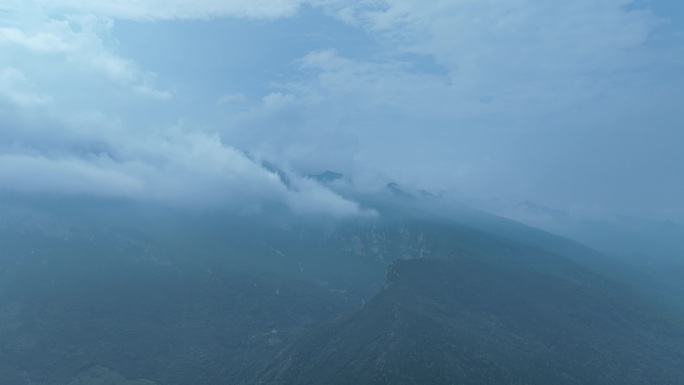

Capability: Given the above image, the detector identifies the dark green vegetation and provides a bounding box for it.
[1,191,683,385]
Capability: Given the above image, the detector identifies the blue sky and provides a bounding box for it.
[1,0,683,220]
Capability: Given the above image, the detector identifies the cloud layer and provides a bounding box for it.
[222,0,684,218]
[0,115,369,217]
[7,0,307,21]
[0,2,367,217]
[0,0,682,220]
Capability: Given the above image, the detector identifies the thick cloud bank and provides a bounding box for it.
[0,120,369,217]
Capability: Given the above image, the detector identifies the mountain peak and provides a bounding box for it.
[308,170,344,183]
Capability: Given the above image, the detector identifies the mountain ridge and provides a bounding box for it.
[254,256,684,385]
[1,191,683,385]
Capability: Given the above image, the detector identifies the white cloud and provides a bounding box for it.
[0,11,170,103]
[284,175,375,217]
[213,0,684,219]
[263,92,298,108]
[0,2,374,217]
[0,0,682,219]
[0,26,75,53]
[306,0,661,115]
[0,120,369,217]
[12,0,307,21]
[217,93,246,105]
[0,67,51,106]
[0,153,146,197]
[294,49,454,116]
[134,84,173,100]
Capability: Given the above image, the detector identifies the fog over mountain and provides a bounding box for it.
[2,185,684,385]
[1,1,684,385]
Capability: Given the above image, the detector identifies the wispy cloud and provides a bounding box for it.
[0,26,75,53]
[0,12,170,103]
[0,67,51,106]
[15,0,307,21]
[217,93,246,105]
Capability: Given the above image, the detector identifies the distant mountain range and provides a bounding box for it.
[505,200,684,263]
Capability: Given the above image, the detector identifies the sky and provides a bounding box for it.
[1,0,683,220]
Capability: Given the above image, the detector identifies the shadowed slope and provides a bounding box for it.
[255,256,684,385]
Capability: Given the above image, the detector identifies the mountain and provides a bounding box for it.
[505,201,684,263]
[0,211,351,385]
[502,200,684,314]
[307,171,344,183]
[255,256,684,385]
[514,200,571,221]
[1,192,683,385]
